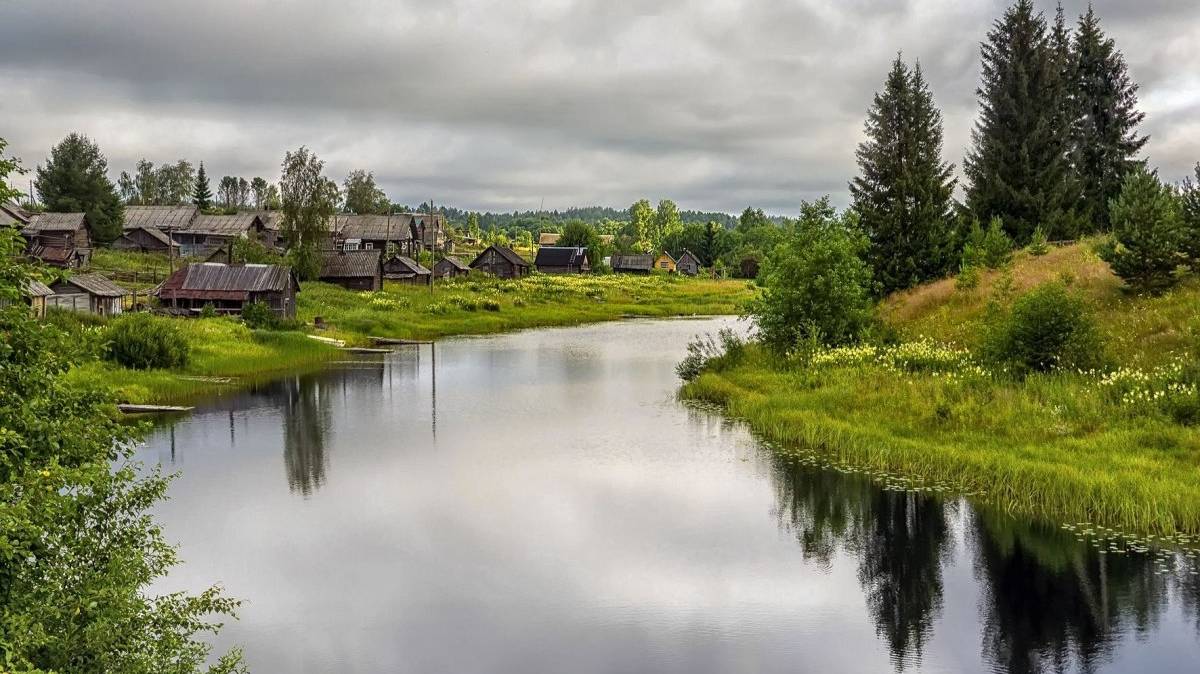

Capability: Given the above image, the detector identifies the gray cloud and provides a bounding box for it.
[1,0,1197,215]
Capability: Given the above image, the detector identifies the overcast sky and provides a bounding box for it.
[1,0,1197,215]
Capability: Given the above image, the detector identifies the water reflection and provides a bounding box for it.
[280,375,332,496]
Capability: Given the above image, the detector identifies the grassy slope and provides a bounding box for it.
[682,242,1200,535]
[80,273,753,404]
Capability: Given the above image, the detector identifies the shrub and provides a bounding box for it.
[104,313,190,370]
[982,282,1103,374]
[676,328,745,381]
[199,303,217,318]
[1178,162,1200,271]
[241,300,277,329]
[1028,225,1049,256]
[1099,168,1186,293]
[481,298,501,312]
[961,216,1013,270]
[956,262,981,291]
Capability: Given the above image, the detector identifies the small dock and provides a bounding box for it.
[118,404,194,414]
[369,336,434,346]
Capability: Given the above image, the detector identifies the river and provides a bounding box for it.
[138,317,1200,673]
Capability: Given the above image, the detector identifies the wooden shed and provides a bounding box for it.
[155,263,299,318]
[113,225,179,254]
[469,244,530,279]
[47,273,128,316]
[320,249,383,291]
[22,212,92,268]
[675,250,702,276]
[610,254,655,274]
[433,256,470,279]
[654,251,677,273]
[383,255,432,285]
[0,279,53,318]
[534,246,590,274]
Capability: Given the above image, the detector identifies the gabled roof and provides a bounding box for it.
[121,225,178,247]
[655,251,676,262]
[23,211,87,233]
[156,263,297,301]
[124,205,198,230]
[187,212,262,236]
[320,249,382,278]
[611,254,655,271]
[538,232,561,245]
[470,244,529,269]
[25,279,53,297]
[383,255,431,276]
[28,244,77,265]
[435,255,470,272]
[259,211,284,231]
[677,249,702,264]
[60,273,128,297]
[534,246,587,267]
[335,214,414,241]
[0,202,30,227]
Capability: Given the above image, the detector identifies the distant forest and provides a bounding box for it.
[410,203,742,232]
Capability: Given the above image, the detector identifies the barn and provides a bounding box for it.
[675,250,702,276]
[22,212,92,268]
[113,225,180,254]
[320,249,383,291]
[155,263,299,318]
[433,256,470,279]
[47,273,128,316]
[610,254,655,274]
[534,246,590,274]
[383,255,432,285]
[469,245,530,279]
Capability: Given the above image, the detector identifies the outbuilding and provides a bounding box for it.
[383,255,432,285]
[0,279,53,318]
[610,254,655,274]
[654,251,677,273]
[155,263,299,318]
[433,255,470,279]
[320,249,383,291]
[22,212,93,268]
[534,246,590,274]
[47,273,128,316]
[113,225,180,254]
[675,250,702,276]
[469,244,530,279]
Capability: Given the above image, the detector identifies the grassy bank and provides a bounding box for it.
[681,242,1200,536]
[78,273,753,404]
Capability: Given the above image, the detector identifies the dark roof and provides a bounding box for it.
[435,256,470,272]
[188,213,262,236]
[320,249,382,278]
[0,202,30,227]
[23,212,87,233]
[156,263,297,301]
[470,244,529,269]
[335,214,414,241]
[384,255,431,276]
[61,273,128,297]
[30,245,77,264]
[122,226,177,247]
[124,205,198,230]
[535,246,587,267]
[677,249,702,264]
[611,254,655,272]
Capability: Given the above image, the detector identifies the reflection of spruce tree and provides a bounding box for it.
[772,461,868,567]
[282,376,332,496]
[972,512,1168,674]
[854,490,949,668]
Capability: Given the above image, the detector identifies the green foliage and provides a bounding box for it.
[956,261,982,291]
[960,216,1012,272]
[748,198,874,351]
[241,300,277,330]
[647,199,683,252]
[1028,225,1050,256]
[852,56,957,294]
[558,220,606,268]
[105,313,190,370]
[342,169,390,215]
[280,146,338,281]
[192,161,212,209]
[1099,168,1185,293]
[982,282,1103,374]
[628,199,654,249]
[1179,163,1200,271]
[676,328,745,382]
[230,236,284,265]
[200,303,218,318]
[33,133,125,243]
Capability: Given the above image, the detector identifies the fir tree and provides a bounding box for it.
[851,55,957,295]
[1099,168,1184,293]
[1071,5,1148,231]
[192,161,212,210]
[33,133,124,243]
[1179,163,1200,271]
[964,0,1077,243]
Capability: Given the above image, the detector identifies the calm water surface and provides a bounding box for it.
[139,318,1200,673]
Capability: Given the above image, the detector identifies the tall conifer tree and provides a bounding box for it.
[965,0,1077,243]
[851,56,956,295]
[1071,5,1148,230]
[192,161,212,210]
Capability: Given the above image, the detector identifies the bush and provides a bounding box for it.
[676,328,745,381]
[961,216,1013,270]
[241,301,276,329]
[1099,168,1186,293]
[1028,225,1049,256]
[104,313,190,370]
[956,262,981,291]
[982,282,1103,374]
[481,298,501,312]
[1177,162,1200,271]
[199,303,217,318]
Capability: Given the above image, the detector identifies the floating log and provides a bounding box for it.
[369,336,433,346]
[341,347,393,354]
[118,404,194,414]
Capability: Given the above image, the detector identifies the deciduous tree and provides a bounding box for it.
[343,170,390,215]
[280,146,338,280]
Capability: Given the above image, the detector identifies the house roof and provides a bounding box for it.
[23,211,87,233]
[538,232,561,245]
[25,279,53,297]
[122,226,178,247]
[124,205,198,230]
[611,254,655,271]
[29,245,78,264]
[0,202,30,227]
[259,211,284,231]
[470,244,529,269]
[383,255,431,276]
[655,251,676,262]
[187,213,262,236]
[61,273,128,297]
[156,263,297,301]
[435,255,470,272]
[677,249,701,264]
[335,214,414,241]
[320,249,382,278]
[534,246,587,267]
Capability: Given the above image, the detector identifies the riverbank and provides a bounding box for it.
[681,243,1200,537]
[71,274,753,403]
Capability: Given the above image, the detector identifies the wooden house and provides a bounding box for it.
[383,255,432,285]
[0,279,53,318]
[534,246,590,274]
[433,256,470,279]
[654,251,677,273]
[469,244,530,279]
[47,273,128,316]
[320,249,383,291]
[155,263,299,318]
[113,225,179,254]
[675,249,702,276]
[22,212,92,268]
[123,205,198,236]
[334,214,414,255]
[178,213,267,256]
[610,254,655,274]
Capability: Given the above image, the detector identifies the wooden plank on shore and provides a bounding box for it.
[118,404,194,414]
[369,336,433,345]
[341,347,393,354]
[307,334,346,347]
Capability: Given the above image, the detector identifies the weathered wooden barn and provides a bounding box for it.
[22,212,93,268]
[155,263,299,318]
[47,273,128,316]
[675,250,702,276]
[534,246,590,274]
[383,255,432,285]
[469,245,530,278]
[320,249,384,291]
[177,213,267,256]
[610,254,655,274]
[0,279,53,318]
[113,225,180,254]
[123,205,198,235]
[654,251,677,273]
[433,256,470,279]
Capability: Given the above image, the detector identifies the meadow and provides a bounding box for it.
[681,242,1200,536]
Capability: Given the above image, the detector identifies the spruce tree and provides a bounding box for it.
[850,56,956,295]
[192,161,212,210]
[1100,168,1184,293]
[33,133,124,243]
[964,0,1077,243]
[1071,5,1148,231]
[1179,163,1200,271]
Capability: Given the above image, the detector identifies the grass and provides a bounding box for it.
[71,272,753,403]
[681,242,1200,537]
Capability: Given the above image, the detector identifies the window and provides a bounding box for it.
[364,242,374,250]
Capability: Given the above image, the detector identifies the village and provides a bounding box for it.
[0,200,709,321]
